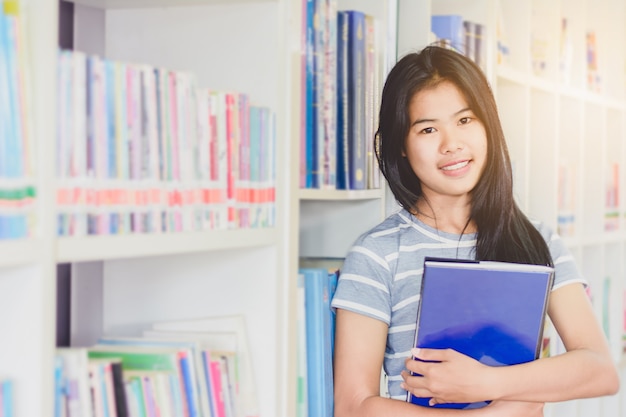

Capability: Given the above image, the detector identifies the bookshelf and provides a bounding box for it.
[0,0,394,415]
[395,0,626,415]
[62,2,290,417]
[292,0,395,413]
[4,0,625,415]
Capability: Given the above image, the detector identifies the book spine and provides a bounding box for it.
[347,11,366,190]
[201,351,218,417]
[305,0,317,188]
[335,11,349,190]
[102,362,118,417]
[431,15,465,53]
[364,15,376,190]
[296,273,308,417]
[301,268,334,417]
[322,0,337,189]
[178,352,197,417]
[209,358,226,417]
[110,362,129,417]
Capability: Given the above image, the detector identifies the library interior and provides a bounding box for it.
[1,0,626,416]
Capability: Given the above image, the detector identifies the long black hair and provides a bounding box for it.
[375,45,553,267]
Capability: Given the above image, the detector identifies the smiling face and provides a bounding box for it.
[404,80,488,207]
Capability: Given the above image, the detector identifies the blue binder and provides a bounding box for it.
[407,258,554,409]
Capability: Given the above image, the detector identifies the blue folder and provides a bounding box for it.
[407,258,554,409]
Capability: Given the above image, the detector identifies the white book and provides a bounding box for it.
[56,348,94,417]
[211,91,229,230]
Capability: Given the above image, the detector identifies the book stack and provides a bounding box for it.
[56,50,275,237]
[54,315,258,417]
[0,1,36,240]
[302,1,383,191]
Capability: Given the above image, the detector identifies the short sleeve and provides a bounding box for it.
[536,222,587,290]
[330,234,394,325]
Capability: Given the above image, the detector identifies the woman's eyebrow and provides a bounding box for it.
[411,107,472,127]
[411,117,435,127]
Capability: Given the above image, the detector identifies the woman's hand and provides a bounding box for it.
[401,347,497,406]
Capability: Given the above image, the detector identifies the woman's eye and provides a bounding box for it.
[420,127,436,134]
[459,117,472,125]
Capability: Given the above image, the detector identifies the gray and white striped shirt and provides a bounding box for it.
[331,208,586,401]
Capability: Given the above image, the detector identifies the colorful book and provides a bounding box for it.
[97,337,201,417]
[88,345,188,417]
[407,258,554,409]
[150,314,259,417]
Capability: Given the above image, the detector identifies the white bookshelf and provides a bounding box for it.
[291,0,394,411]
[0,0,58,416]
[0,240,43,267]
[56,229,278,262]
[67,2,393,416]
[296,0,394,259]
[63,2,292,417]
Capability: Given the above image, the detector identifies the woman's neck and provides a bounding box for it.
[412,198,476,235]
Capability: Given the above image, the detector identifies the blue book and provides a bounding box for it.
[300,268,334,417]
[54,356,64,417]
[304,0,317,188]
[346,10,366,190]
[431,15,465,54]
[201,350,218,417]
[328,269,339,356]
[335,11,349,190]
[0,10,9,179]
[407,258,554,409]
[2,10,21,179]
[2,380,13,417]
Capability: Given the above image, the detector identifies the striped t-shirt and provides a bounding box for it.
[330,208,586,401]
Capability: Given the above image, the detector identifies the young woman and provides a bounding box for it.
[330,46,619,417]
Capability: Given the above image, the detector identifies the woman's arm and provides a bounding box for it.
[402,283,619,405]
[334,309,544,417]
[495,282,619,401]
